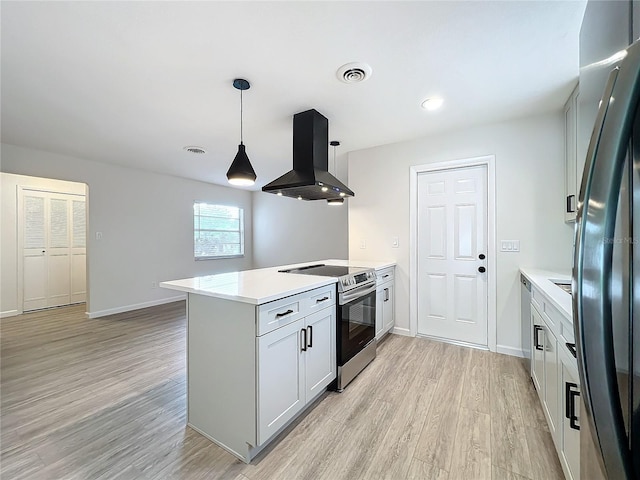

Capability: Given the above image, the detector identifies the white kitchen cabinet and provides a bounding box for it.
[542,322,560,441]
[524,271,581,480]
[257,306,336,445]
[186,285,336,463]
[531,306,545,393]
[375,266,395,340]
[531,302,560,443]
[560,346,581,480]
[382,283,394,332]
[257,319,305,445]
[304,307,337,399]
[531,303,558,439]
[564,84,579,223]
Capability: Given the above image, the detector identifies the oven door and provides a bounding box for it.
[337,283,376,366]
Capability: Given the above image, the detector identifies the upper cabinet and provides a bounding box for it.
[564,84,579,223]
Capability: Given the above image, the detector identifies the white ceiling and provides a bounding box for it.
[1,1,586,190]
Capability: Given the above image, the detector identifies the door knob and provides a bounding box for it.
[479,253,486,260]
[478,266,486,273]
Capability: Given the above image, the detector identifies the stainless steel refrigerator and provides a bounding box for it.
[573,1,639,479]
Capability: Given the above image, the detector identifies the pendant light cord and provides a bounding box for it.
[331,141,340,176]
[240,88,244,145]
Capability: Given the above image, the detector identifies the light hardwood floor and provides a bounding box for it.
[1,302,563,480]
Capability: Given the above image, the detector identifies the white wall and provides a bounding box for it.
[348,112,574,354]
[1,143,253,317]
[251,155,349,268]
[1,173,87,317]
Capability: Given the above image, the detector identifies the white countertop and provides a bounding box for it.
[520,268,572,320]
[160,259,396,305]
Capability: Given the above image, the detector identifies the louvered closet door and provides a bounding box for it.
[22,189,86,311]
[70,199,87,304]
[23,194,48,311]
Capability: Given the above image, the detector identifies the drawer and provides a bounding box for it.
[531,286,564,333]
[376,267,395,286]
[531,286,544,313]
[257,294,304,336]
[303,284,336,315]
[542,299,562,329]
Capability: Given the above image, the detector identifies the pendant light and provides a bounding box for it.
[226,78,257,186]
[327,140,345,205]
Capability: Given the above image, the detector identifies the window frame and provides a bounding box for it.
[193,201,245,260]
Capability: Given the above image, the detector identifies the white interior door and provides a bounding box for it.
[417,165,488,346]
[70,199,87,304]
[21,189,86,311]
[23,194,48,311]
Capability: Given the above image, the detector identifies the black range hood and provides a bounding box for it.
[262,109,354,201]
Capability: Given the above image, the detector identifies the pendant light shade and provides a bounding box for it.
[227,78,257,186]
[227,144,256,186]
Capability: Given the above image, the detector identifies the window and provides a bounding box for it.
[194,202,244,259]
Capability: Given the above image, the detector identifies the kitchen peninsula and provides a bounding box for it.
[160,259,395,463]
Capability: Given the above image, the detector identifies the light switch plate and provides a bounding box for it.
[392,236,399,248]
[500,240,520,252]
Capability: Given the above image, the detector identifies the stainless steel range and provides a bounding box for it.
[279,264,377,390]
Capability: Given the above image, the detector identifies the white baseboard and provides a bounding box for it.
[391,326,412,337]
[0,310,19,318]
[86,295,186,319]
[496,344,525,358]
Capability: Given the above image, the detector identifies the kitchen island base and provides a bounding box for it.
[186,286,337,464]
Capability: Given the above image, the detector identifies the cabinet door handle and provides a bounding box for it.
[382,274,389,278]
[384,288,389,302]
[533,325,544,351]
[300,328,307,352]
[316,296,329,303]
[307,325,313,348]
[566,194,576,213]
[565,342,577,358]
[478,266,486,273]
[276,309,294,318]
[565,382,580,430]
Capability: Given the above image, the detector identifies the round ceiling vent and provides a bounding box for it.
[183,146,206,154]
[336,62,372,84]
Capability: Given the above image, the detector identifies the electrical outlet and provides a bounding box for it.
[360,239,366,249]
[151,281,158,289]
[95,231,103,240]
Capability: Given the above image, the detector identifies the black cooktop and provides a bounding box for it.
[279,264,367,277]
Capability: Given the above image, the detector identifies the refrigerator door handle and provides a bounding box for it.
[573,40,640,480]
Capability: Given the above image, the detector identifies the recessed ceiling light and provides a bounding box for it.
[421,97,444,111]
[184,146,206,154]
